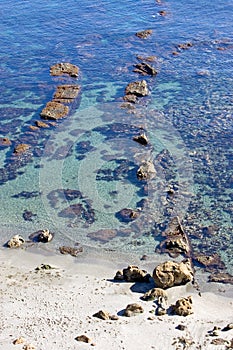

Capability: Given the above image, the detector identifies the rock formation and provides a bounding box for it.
[114,265,150,282]
[40,101,69,120]
[7,235,25,248]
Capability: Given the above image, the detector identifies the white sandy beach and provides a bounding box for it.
[0,247,232,350]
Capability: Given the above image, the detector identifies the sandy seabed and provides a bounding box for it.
[0,246,232,350]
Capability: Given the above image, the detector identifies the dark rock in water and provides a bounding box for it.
[137,161,156,180]
[59,202,95,224]
[116,208,140,222]
[177,42,193,50]
[76,140,95,155]
[133,133,148,146]
[53,85,81,103]
[135,29,153,39]
[125,80,149,97]
[40,101,69,120]
[133,62,157,76]
[50,62,79,77]
[87,229,117,242]
[59,245,83,257]
[123,93,138,103]
[208,272,233,284]
[0,137,11,147]
[136,55,157,62]
[29,229,54,243]
[193,253,225,270]
[12,191,41,199]
[35,120,50,128]
[13,143,30,155]
[23,210,37,222]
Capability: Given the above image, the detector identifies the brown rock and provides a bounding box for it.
[50,62,79,77]
[87,229,117,242]
[28,125,39,131]
[75,335,92,343]
[40,101,69,120]
[35,120,50,128]
[53,85,81,103]
[125,80,149,97]
[59,245,83,257]
[137,160,156,180]
[170,296,193,316]
[116,208,140,222]
[13,143,30,155]
[141,288,168,301]
[177,42,193,50]
[133,62,157,76]
[23,345,36,350]
[0,137,11,146]
[153,260,193,289]
[122,265,150,282]
[136,29,153,39]
[13,337,25,345]
[7,234,25,248]
[133,133,148,145]
[123,94,138,103]
[209,272,233,285]
[93,310,111,320]
[211,338,228,346]
[136,55,157,62]
[123,303,144,317]
[159,10,167,16]
[160,237,189,257]
[193,253,225,270]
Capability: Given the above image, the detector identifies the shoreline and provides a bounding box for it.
[1,246,232,350]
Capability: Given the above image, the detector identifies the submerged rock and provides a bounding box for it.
[53,85,81,103]
[87,229,117,242]
[123,303,144,317]
[116,208,140,222]
[50,62,79,77]
[170,296,193,316]
[40,101,69,120]
[133,62,157,76]
[135,29,153,39]
[153,260,193,289]
[7,235,25,248]
[137,160,156,180]
[59,245,83,257]
[13,143,30,155]
[0,137,11,147]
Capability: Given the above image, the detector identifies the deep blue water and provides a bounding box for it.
[0,0,232,272]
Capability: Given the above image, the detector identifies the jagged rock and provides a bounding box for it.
[141,288,168,301]
[35,120,50,128]
[0,137,11,146]
[59,245,83,257]
[122,265,150,282]
[13,337,25,345]
[170,296,193,316]
[29,229,53,243]
[7,235,25,248]
[153,260,193,289]
[137,161,156,180]
[133,62,157,76]
[50,62,79,77]
[125,80,149,97]
[53,85,81,103]
[209,272,233,285]
[93,310,119,321]
[133,133,148,145]
[159,237,189,257]
[136,29,153,39]
[75,335,92,343]
[123,303,144,317]
[13,143,30,155]
[40,101,69,120]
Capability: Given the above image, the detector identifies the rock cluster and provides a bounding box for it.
[124,80,149,103]
[114,265,150,282]
[135,29,153,39]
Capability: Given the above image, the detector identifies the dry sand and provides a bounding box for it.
[0,246,232,350]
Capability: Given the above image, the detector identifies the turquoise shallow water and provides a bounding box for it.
[0,0,232,272]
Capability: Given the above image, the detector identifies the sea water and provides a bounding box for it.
[0,0,232,272]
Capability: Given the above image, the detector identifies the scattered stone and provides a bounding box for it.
[59,245,83,257]
[23,210,37,222]
[136,29,153,39]
[13,143,30,155]
[0,137,11,146]
[222,323,233,331]
[40,101,69,120]
[177,42,193,50]
[176,324,187,331]
[125,80,149,97]
[137,160,156,180]
[7,235,25,248]
[50,62,79,77]
[35,264,53,271]
[136,55,157,62]
[75,335,92,343]
[23,345,36,350]
[133,133,148,145]
[13,337,25,345]
[35,120,50,128]
[211,338,228,346]
[123,303,144,317]
[133,62,157,76]
[140,254,148,261]
[118,265,151,282]
[170,296,193,316]
[53,85,81,103]
[153,260,193,289]
[93,310,119,321]
[159,10,167,16]
[208,326,221,337]
[141,288,168,301]
[209,272,233,285]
